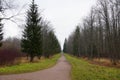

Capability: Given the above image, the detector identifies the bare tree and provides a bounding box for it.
[65,0,120,65]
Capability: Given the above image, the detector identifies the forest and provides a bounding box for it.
[63,0,120,65]
[0,0,120,80]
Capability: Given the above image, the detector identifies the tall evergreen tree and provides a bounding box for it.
[41,23,61,58]
[63,39,67,53]
[21,0,42,62]
[0,1,3,47]
[0,19,3,47]
[73,26,80,56]
[44,31,61,58]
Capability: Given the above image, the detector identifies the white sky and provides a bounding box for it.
[3,0,97,48]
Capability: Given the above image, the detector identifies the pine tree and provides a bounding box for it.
[21,0,42,62]
[0,19,3,47]
[0,0,3,47]
[43,31,61,58]
[63,39,67,53]
[73,26,80,56]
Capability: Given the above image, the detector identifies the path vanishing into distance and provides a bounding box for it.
[0,55,71,80]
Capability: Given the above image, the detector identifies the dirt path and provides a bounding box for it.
[0,55,71,80]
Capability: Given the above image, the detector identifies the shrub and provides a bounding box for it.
[0,38,25,66]
[0,48,22,65]
[0,47,22,66]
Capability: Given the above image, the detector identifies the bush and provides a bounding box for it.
[0,48,22,65]
[0,48,22,66]
[0,38,25,66]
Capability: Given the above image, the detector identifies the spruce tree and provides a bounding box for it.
[0,19,3,47]
[0,0,3,47]
[73,26,80,56]
[21,0,42,62]
[44,31,61,58]
[63,39,67,53]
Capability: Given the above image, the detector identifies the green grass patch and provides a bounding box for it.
[0,54,60,75]
[65,54,120,80]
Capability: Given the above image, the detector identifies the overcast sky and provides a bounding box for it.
[3,0,97,48]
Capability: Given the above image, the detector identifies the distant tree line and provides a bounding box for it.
[42,23,61,58]
[63,0,120,65]
[21,0,61,62]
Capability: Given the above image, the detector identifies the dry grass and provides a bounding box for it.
[88,58,120,68]
[19,57,41,63]
[0,56,55,67]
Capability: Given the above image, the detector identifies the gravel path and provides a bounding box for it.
[0,55,71,80]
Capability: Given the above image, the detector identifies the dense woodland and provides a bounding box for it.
[63,0,120,65]
[0,0,61,64]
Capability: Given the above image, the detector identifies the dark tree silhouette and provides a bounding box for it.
[41,22,61,58]
[63,38,67,53]
[21,0,42,62]
[0,0,4,47]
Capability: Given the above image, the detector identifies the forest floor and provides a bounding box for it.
[0,55,71,80]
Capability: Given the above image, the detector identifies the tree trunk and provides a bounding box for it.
[30,55,34,62]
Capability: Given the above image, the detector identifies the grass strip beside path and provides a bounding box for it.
[0,54,60,75]
[65,54,120,80]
